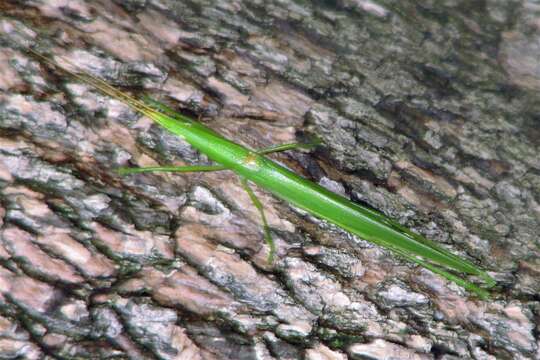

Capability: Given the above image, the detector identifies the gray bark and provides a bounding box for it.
[0,0,538,359]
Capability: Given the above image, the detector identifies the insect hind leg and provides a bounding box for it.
[256,140,321,155]
[240,177,276,263]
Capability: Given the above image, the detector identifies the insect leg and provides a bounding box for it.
[239,177,276,263]
[117,164,227,175]
[256,140,321,155]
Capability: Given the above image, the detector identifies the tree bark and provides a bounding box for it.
[0,0,538,359]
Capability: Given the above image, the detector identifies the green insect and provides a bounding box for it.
[25,47,496,299]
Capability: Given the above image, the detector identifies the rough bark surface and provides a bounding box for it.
[0,1,539,359]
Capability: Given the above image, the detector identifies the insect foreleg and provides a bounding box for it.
[117,164,227,175]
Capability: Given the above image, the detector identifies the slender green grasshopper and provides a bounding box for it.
[25,47,496,299]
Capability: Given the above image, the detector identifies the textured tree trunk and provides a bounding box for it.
[0,1,538,359]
